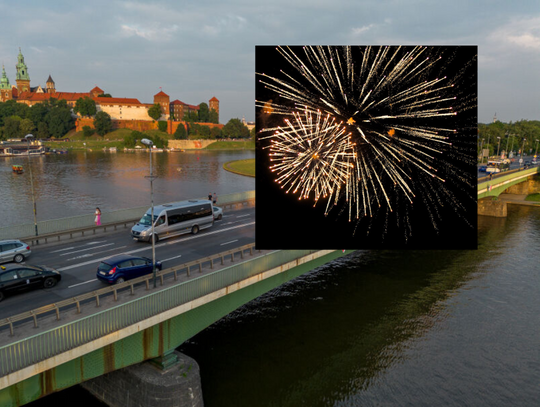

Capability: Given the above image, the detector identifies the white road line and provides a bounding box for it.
[221,240,238,246]
[162,254,182,262]
[50,247,75,253]
[60,243,115,256]
[57,221,255,272]
[236,214,250,218]
[66,246,127,261]
[68,279,97,288]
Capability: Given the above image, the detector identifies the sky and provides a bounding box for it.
[0,0,539,125]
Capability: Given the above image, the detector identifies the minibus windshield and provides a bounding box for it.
[138,213,158,226]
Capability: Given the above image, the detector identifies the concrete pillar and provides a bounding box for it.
[478,198,507,217]
[81,351,203,407]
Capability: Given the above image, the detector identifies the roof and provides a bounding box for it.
[146,199,211,214]
[93,96,142,105]
[169,100,199,110]
[101,254,143,265]
[90,86,103,93]
[209,96,219,102]
[46,75,54,84]
[154,90,169,97]
[17,91,93,102]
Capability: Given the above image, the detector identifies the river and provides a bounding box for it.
[9,153,539,406]
[1,150,255,226]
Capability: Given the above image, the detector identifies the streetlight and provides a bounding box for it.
[535,139,539,158]
[496,136,501,157]
[520,138,526,167]
[141,138,157,288]
[479,138,484,163]
[25,134,38,236]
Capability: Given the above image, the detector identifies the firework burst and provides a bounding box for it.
[256,45,477,247]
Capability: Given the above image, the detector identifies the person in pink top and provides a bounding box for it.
[95,207,101,226]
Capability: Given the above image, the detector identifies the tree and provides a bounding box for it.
[36,122,49,139]
[158,121,168,132]
[183,110,199,122]
[94,111,112,136]
[198,103,209,122]
[210,126,222,139]
[147,103,162,121]
[173,123,187,140]
[3,116,22,138]
[208,109,219,124]
[98,93,112,97]
[74,97,97,117]
[123,131,138,148]
[46,107,75,138]
[222,118,250,139]
[28,103,49,128]
[20,118,35,136]
[82,125,95,137]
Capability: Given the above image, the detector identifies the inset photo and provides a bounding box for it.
[255,45,478,250]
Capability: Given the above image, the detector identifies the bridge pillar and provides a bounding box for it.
[478,197,507,217]
[81,351,203,407]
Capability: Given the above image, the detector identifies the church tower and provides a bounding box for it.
[0,65,12,102]
[209,96,219,122]
[46,75,56,94]
[15,48,30,93]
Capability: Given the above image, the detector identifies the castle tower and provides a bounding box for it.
[46,75,56,94]
[15,48,30,93]
[154,90,170,119]
[209,96,219,122]
[0,65,12,102]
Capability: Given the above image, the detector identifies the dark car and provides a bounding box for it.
[0,264,61,302]
[96,254,162,284]
[478,166,487,172]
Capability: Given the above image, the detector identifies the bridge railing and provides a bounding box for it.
[0,190,255,242]
[478,167,539,195]
[0,245,318,377]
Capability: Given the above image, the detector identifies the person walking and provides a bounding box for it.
[208,193,213,201]
[95,207,101,226]
[213,192,217,205]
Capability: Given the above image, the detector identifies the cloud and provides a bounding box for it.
[120,23,179,41]
[351,24,375,36]
[488,16,540,51]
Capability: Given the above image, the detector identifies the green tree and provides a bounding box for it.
[145,135,168,149]
[158,121,168,132]
[147,103,162,121]
[210,126,222,139]
[123,131,138,148]
[94,111,112,136]
[173,123,187,140]
[98,93,112,97]
[198,103,209,122]
[36,122,49,139]
[3,116,22,138]
[74,97,97,117]
[183,110,199,122]
[208,109,219,124]
[20,118,35,136]
[46,107,74,138]
[222,118,249,139]
[82,125,95,137]
[28,103,49,128]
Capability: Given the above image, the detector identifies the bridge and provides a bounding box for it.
[0,191,351,407]
[478,166,540,217]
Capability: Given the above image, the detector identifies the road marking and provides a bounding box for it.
[68,279,97,288]
[50,247,75,253]
[66,246,127,261]
[236,214,250,218]
[60,243,115,256]
[221,240,238,245]
[162,254,182,262]
[57,221,255,272]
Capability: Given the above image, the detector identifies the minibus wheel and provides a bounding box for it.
[191,225,199,235]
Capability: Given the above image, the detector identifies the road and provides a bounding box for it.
[0,206,255,319]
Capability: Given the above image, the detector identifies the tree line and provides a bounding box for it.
[478,120,540,158]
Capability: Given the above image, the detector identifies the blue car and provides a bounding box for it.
[96,254,162,284]
[478,166,487,172]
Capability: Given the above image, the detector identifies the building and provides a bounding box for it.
[209,96,219,122]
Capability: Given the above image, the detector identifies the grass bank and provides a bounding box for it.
[206,140,255,150]
[223,159,255,177]
[525,193,540,201]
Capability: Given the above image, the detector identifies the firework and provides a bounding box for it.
[256,45,477,245]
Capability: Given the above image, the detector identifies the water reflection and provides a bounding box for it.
[1,150,254,226]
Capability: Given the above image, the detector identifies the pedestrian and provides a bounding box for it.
[208,192,212,201]
[95,207,101,226]
[489,173,493,180]
[213,192,217,205]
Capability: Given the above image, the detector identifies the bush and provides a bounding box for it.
[82,126,95,137]
[158,121,168,132]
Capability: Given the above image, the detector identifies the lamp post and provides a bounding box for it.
[479,138,484,163]
[535,139,539,158]
[25,134,38,236]
[510,134,515,156]
[520,138,526,167]
[496,136,501,158]
[141,138,157,288]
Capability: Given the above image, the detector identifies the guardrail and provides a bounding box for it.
[3,191,255,245]
[0,246,320,377]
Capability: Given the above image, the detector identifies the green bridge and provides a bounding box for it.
[478,166,540,217]
[0,246,352,407]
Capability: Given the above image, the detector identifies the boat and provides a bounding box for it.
[12,165,24,174]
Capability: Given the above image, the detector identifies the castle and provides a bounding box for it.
[0,48,220,124]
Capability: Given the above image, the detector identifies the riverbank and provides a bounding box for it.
[41,129,254,151]
[223,159,255,177]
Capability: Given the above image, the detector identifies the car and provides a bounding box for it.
[0,263,61,302]
[478,166,487,172]
[0,240,31,264]
[96,254,163,284]
[213,206,223,220]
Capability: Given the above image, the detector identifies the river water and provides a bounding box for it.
[9,153,539,406]
[1,150,255,226]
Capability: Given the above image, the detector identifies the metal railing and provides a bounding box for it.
[0,246,319,377]
[0,190,255,243]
